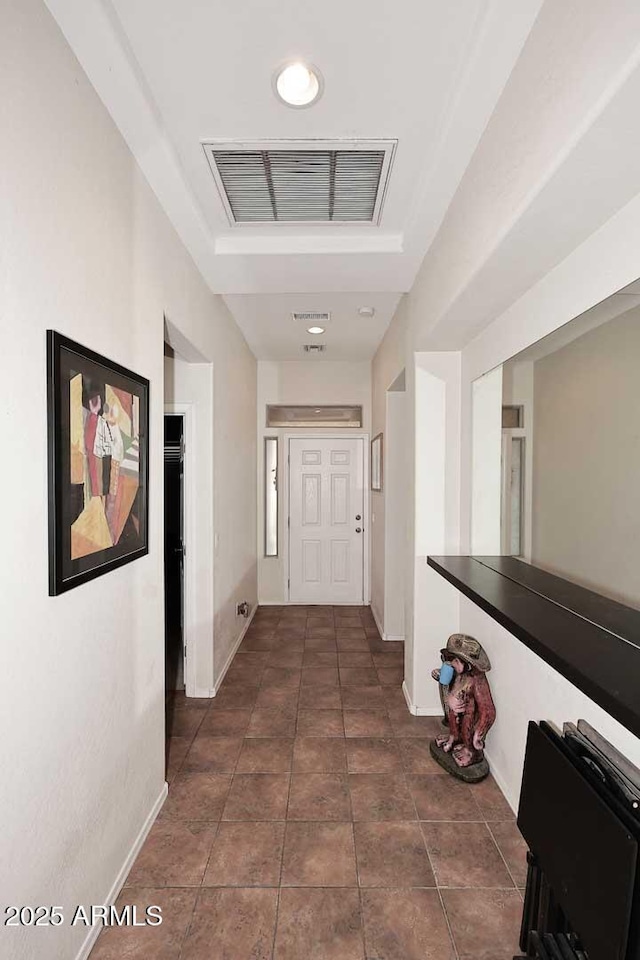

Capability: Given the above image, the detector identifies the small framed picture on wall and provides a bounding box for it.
[371,433,383,491]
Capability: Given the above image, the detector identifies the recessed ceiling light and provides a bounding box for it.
[273,61,323,108]
[307,325,325,335]
[358,306,376,318]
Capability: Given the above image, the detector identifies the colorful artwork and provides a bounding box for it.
[47,331,149,595]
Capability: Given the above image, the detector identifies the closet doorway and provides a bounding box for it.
[164,414,185,692]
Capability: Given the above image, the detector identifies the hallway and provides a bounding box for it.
[91,606,525,960]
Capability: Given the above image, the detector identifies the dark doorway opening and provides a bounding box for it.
[164,414,185,705]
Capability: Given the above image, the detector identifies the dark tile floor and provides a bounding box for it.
[91,605,527,960]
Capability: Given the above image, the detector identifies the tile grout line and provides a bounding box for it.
[486,819,521,892]
[220,611,291,960]
[270,886,281,960]
[408,760,462,960]
[351,804,368,958]
[175,701,222,958]
[165,612,444,955]
[172,604,518,956]
[165,608,478,960]
[273,613,305,956]
[175,885,205,960]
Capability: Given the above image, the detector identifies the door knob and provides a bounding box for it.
[355,514,361,521]
[355,527,362,533]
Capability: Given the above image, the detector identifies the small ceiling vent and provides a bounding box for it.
[202,140,396,225]
[292,311,331,324]
[303,343,326,354]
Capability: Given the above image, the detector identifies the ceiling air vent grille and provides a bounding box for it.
[203,140,396,224]
[303,344,326,353]
[292,311,331,323]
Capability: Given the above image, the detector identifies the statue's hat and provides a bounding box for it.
[440,633,491,673]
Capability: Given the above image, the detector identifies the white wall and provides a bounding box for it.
[371,320,466,710]
[164,354,215,696]
[382,387,407,640]
[458,197,640,809]
[372,110,640,810]
[370,299,411,633]
[257,360,371,604]
[1,3,256,958]
[371,327,462,713]
[459,598,640,811]
[411,353,462,713]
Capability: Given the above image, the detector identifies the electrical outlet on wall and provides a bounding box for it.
[236,601,250,618]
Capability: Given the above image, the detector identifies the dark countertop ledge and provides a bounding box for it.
[427,555,640,741]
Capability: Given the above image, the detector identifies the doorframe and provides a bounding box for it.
[164,401,197,697]
[283,432,370,606]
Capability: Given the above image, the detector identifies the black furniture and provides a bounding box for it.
[515,722,640,960]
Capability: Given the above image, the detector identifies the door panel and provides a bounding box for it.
[289,438,364,603]
[331,540,350,582]
[303,540,322,582]
[302,474,321,525]
[331,475,349,525]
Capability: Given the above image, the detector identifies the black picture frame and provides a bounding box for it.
[47,331,150,595]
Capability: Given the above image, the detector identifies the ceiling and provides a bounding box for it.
[108,0,486,268]
[46,0,543,359]
[222,292,402,361]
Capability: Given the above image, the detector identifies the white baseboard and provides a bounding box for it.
[259,601,370,607]
[212,605,257,695]
[402,680,443,717]
[483,748,518,815]
[371,604,384,636]
[75,781,168,960]
[370,604,405,643]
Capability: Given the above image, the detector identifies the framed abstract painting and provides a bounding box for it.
[47,331,149,595]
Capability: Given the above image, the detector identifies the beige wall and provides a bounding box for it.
[370,299,410,629]
[532,306,640,608]
[373,122,640,808]
[1,3,255,958]
[371,296,462,707]
[257,360,371,604]
[383,386,408,639]
[460,201,640,810]
[373,233,640,808]
[164,354,214,695]
[210,333,257,677]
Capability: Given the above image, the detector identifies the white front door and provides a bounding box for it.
[289,437,365,604]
